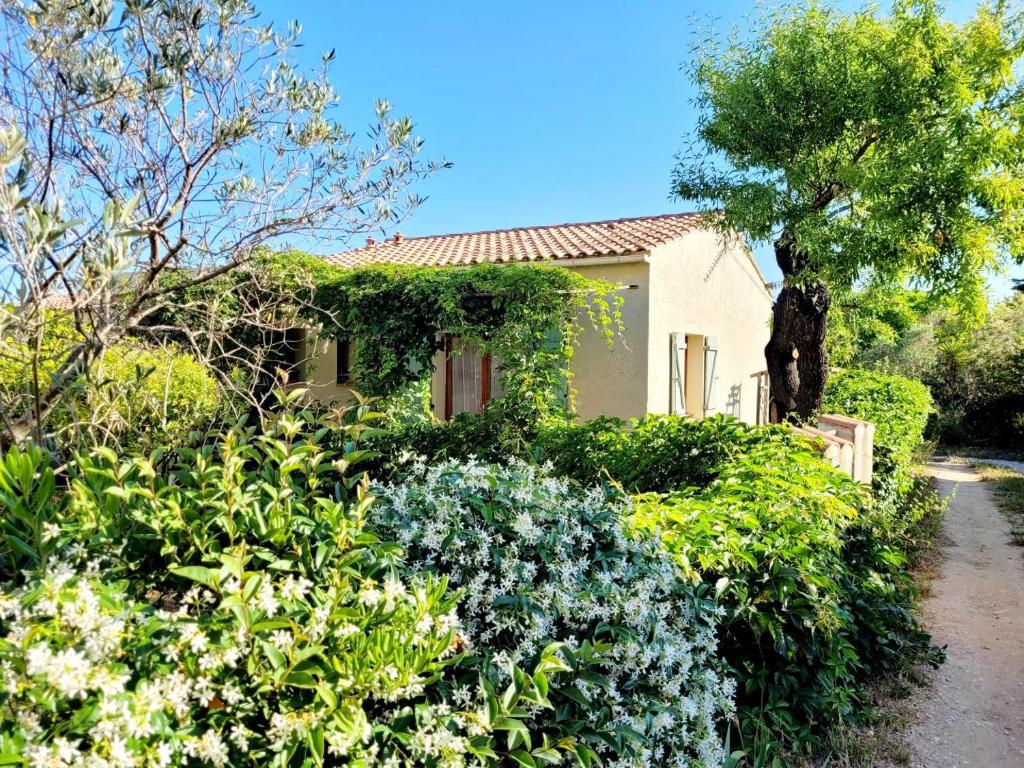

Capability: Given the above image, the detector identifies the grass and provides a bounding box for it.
[817,667,931,768]
[973,463,1024,544]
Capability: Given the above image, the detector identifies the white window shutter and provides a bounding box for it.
[670,332,687,415]
[703,336,719,411]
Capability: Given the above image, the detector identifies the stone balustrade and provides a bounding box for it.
[790,414,875,484]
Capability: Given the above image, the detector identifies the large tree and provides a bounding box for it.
[674,0,1024,420]
[0,0,439,446]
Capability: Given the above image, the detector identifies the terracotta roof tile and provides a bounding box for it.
[325,212,705,268]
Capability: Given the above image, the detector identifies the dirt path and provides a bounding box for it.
[939,456,1024,475]
[905,461,1024,767]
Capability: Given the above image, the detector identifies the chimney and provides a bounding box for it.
[365,236,376,246]
[393,232,404,243]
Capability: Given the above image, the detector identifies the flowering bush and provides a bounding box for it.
[0,393,576,768]
[0,566,469,767]
[370,460,734,768]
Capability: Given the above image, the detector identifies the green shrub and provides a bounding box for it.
[369,396,543,472]
[533,415,813,494]
[374,411,812,496]
[0,314,222,455]
[370,460,734,768]
[930,294,1024,448]
[0,393,571,768]
[631,434,937,760]
[71,342,223,453]
[824,368,932,480]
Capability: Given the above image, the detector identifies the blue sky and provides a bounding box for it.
[263,0,1021,299]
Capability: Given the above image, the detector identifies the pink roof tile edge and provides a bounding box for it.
[324,212,707,268]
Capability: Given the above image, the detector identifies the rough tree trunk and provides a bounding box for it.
[765,235,830,422]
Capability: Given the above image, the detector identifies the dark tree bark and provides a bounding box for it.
[765,235,830,422]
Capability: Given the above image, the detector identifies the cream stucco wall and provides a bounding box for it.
[563,260,650,421]
[645,230,772,423]
[298,334,354,403]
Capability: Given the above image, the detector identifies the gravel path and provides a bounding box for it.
[905,461,1024,767]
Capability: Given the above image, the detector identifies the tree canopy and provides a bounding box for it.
[0,0,439,446]
[675,0,1024,418]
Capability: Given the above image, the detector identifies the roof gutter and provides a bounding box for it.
[548,252,650,268]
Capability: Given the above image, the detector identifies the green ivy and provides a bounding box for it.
[277,252,624,416]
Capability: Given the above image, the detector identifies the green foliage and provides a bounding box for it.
[365,401,540,477]
[824,368,932,483]
[370,460,733,768]
[79,342,222,453]
[0,392,568,767]
[0,444,57,579]
[948,295,1024,447]
[371,410,813,497]
[826,286,948,374]
[0,313,222,455]
[629,427,937,761]
[675,0,1024,311]
[278,252,623,417]
[823,288,1024,449]
[137,255,306,410]
[533,415,812,494]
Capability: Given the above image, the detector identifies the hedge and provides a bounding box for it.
[824,368,933,477]
[630,432,937,759]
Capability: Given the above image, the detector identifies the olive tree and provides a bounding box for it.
[0,0,439,446]
[674,0,1024,420]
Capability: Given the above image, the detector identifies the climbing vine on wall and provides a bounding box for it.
[278,252,624,414]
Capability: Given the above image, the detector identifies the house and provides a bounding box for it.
[301,212,774,424]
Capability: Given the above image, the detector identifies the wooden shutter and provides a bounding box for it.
[487,354,503,402]
[670,332,687,415]
[449,346,484,416]
[703,336,719,411]
[282,328,305,382]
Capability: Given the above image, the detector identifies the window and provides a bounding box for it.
[444,338,502,418]
[335,338,351,384]
[670,332,720,417]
